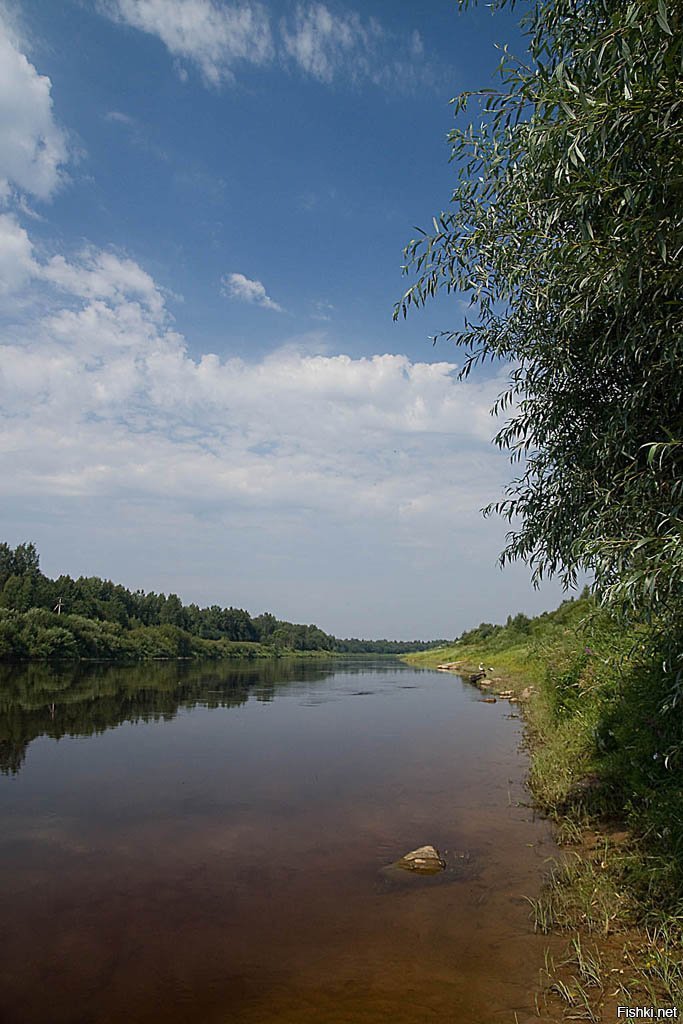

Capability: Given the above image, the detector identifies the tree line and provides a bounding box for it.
[0,542,446,660]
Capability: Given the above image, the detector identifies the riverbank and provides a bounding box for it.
[404,595,683,1017]
[0,638,341,663]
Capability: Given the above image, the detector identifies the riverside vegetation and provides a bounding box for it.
[0,542,444,661]
[397,0,682,1015]
[407,594,683,1015]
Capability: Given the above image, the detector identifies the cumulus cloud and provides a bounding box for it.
[0,14,68,201]
[222,271,283,312]
[42,249,166,317]
[0,221,505,519]
[98,0,434,91]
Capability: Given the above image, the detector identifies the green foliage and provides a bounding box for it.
[396,0,683,630]
[0,542,40,589]
[0,542,445,660]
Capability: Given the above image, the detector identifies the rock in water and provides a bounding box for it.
[395,845,445,874]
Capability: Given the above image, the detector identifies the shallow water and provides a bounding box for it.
[0,659,556,1023]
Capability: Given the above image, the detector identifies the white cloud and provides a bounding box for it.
[410,29,424,58]
[42,249,166,317]
[310,299,334,322]
[101,0,274,85]
[222,271,283,312]
[0,222,504,517]
[280,3,381,84]
[98,0,434,91]
[0,14,68,201]
[0,213,37,294]
[105,109,136,125]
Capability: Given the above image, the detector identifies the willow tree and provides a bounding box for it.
[397,1,682,644]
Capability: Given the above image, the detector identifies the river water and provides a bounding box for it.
[0,658,557,1023]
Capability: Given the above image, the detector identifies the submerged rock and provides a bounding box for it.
[394,845,445,874]
[379,847,474,889]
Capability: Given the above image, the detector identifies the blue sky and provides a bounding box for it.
[0,0,569,638]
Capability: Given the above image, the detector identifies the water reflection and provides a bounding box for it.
[0,659,557,1024]
[0,658,347,774]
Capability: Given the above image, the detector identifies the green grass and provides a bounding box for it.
[539,937,605,1021]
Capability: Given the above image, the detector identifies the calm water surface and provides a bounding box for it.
[0,659,556,1023]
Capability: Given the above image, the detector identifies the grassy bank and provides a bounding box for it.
[405,595,683,1016]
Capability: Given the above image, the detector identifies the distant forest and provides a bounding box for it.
[0,543,446,660]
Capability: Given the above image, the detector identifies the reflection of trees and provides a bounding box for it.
[0,659,338,775]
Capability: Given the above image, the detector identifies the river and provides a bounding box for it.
[0,658,556,1023]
